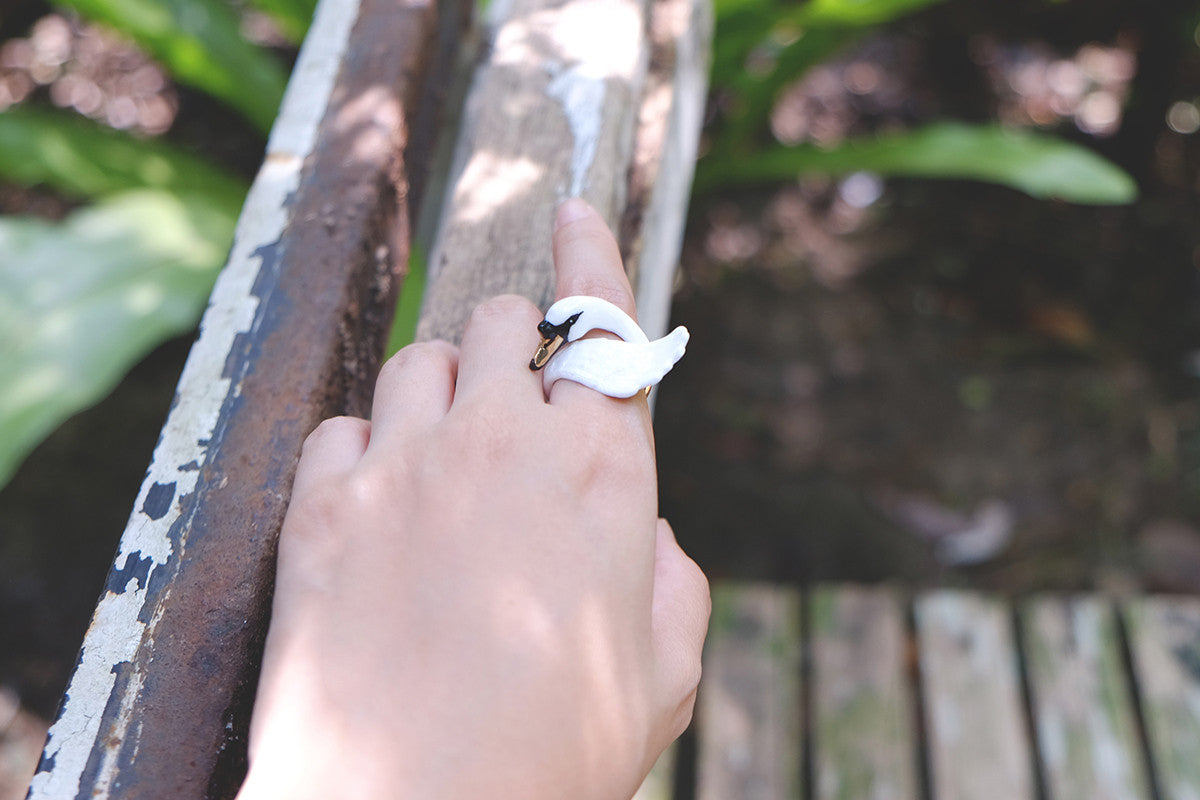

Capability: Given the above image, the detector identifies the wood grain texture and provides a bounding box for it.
[915,590,1036,800]
[1020,596,1150,800]
[622,0,711,342]
[416,0,651,343]
[696,583,803,800]
[810,585,918,800]
[1124,595,1200,799]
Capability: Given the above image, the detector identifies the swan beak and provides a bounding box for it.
[529,334,564,370]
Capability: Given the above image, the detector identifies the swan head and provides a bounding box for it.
[529,296,648,371]
[530,312,580,370]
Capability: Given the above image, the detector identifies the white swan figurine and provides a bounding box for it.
[529,296,689,398]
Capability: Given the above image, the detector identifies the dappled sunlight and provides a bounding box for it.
[494,0,643,82]
[0,13,177,134]
[331,85,401,164]
[452,151,545,224]
[972,37,1136,137]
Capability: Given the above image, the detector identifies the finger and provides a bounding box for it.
[650,519,711,741]
[454,294,545,403]
[367,340,458,446]
[291,416,371,497]
[552,198,637,312]
[547,199,647,414]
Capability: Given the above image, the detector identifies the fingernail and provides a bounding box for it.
[555,197,594,230]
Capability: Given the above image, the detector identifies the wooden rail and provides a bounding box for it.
[681,584,1200,800]
[27,0,711,796]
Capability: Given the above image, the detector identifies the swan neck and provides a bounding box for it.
[564,298,648,343]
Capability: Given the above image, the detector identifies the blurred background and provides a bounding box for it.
[0,0,1197,795]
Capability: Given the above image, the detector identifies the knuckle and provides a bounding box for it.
[671,684,700,741]
[572,278,634,314]
[377,340,454,383]
[446,399,523,463]
[569,415,653,489]
[302,416,367,454]
[469,294,537,323]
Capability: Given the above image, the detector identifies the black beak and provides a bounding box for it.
[529,314,580,371]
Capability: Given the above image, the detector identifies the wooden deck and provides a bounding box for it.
[635,584,1200,800]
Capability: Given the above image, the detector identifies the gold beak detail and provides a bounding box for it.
[529,334,565,370]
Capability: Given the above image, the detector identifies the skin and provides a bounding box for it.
[235,198,710,800]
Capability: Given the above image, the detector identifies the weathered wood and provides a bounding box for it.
[1123,595,1200,799]
[915,590,1035,800]
[622,0,711,343]
[1020,595,1149,800]
[810,585,918,800]
[26,0,445,796]
[416,0,652,342]
[696,583,803,800]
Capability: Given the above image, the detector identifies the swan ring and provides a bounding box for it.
[528,295,689,399]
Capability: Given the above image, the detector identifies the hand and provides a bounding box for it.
[236,199,710,800]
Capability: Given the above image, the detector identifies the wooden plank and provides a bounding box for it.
[810,585,918,800]
[1124,595,1200,799]
[622,0,711,343]
[696,583,803,800]
[416,0,652,343]
[1020,596,1150,800]
[25,0,444,796]
[915,590,1035,800]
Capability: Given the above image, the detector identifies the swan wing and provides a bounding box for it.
[543,327,688,398]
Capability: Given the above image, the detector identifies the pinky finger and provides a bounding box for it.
[651,518,711,740]
[291,416,371,497]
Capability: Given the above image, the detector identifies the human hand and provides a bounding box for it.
[235,199,710,800]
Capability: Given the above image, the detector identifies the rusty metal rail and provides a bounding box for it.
[27,0,456,795]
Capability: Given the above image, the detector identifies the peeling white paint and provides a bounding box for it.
[547,63,605,198]
[26,0,361,796]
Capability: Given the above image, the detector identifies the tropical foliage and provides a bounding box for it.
[0,0,1136,489]
[0,0,313,488]
[698,0,1137,203]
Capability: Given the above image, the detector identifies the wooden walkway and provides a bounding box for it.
[637,584,1200,800]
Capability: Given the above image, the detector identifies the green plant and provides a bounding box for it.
[698,0,1138,204]
[0,0,1139,490]
[0,0,313,488]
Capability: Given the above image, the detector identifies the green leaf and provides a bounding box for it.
[385,242,427,357]
[0,106,248,209]
[709,0,952,154]
[712,25,854,153]
[245,0,316,43]
[0,189,235,488]
[696,122,1139,204]
[796,0,952,26]
[54,0,288,132]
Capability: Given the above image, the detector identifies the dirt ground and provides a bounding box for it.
[3,0,1200,794]
[658,178,1200,594]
